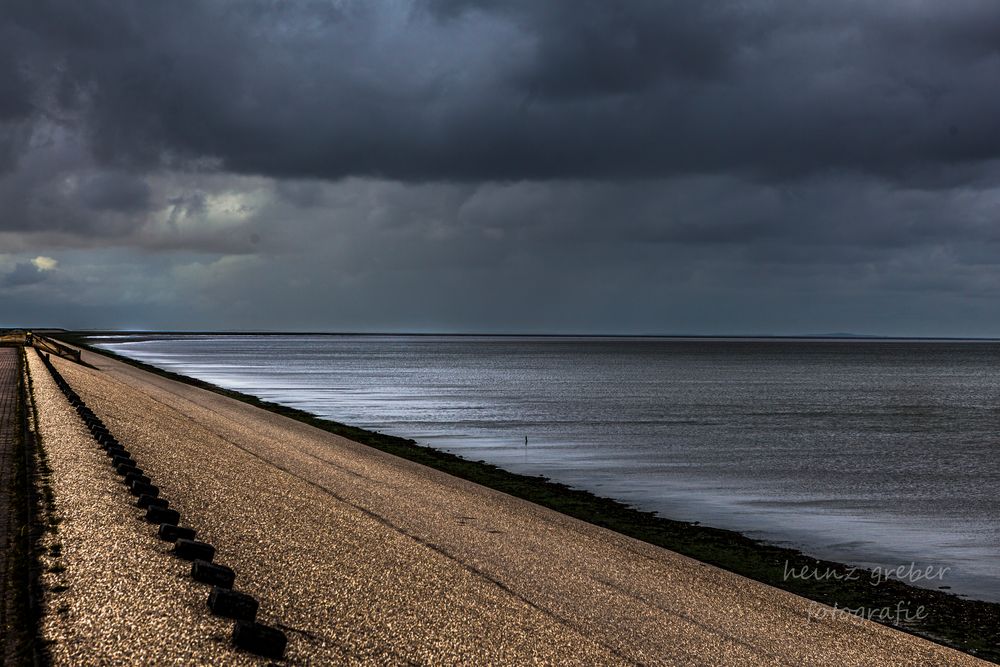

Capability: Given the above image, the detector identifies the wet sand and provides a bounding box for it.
[30,349,990,665]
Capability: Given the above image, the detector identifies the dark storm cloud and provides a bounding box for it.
[79,172,151,212]
[427,0,743,94]
[2,260,49,287]
[6,0,1000,183]
[0,51,31,121]
[0,133,152,237]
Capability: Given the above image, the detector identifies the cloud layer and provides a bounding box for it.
[3,0,1000,334]
[9,0,1000,182]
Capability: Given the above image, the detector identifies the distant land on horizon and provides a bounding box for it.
[15,328,1000,342]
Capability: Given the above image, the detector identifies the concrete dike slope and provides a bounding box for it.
[23,347,990,665]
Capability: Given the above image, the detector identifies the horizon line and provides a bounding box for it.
[14,328,1000,341]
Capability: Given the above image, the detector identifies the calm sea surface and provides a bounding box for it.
[92,335,1000,601]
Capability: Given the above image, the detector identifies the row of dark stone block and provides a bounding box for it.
[36,351,288,660]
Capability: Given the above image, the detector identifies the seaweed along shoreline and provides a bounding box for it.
[55,332,1000,663]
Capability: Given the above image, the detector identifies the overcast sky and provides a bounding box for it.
[3,1,1000,335]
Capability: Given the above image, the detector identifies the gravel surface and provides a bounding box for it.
[31,348,990,665]
[30,350,261,665]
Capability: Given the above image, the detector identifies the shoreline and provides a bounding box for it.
[57,332,1000,662]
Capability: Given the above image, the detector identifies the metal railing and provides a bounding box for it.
[0,331,82,363]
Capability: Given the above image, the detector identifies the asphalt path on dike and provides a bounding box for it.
[0,348,21,662]
[29,348,991,665]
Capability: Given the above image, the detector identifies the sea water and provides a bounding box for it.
[92,334,1000,601]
